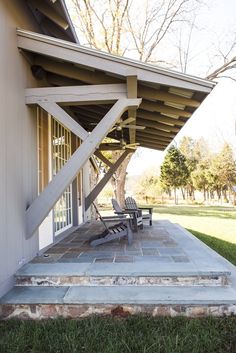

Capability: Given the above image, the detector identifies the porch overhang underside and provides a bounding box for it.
[17,29,215,152]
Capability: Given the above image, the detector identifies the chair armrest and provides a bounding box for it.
[139,207,153,213]
[102,216,127,221]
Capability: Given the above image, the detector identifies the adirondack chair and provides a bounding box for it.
[89,203,133,247]
[125,196,153,226]
[111,198,143,232]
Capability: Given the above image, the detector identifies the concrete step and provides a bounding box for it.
[15,263,230,287]
[1,285,236,319]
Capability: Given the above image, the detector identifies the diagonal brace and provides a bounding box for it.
[26,98,141,238]
[85,150,131,211]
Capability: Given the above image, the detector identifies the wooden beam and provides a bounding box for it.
[85,150,130,210]
[141,100,192,118]
[140,141,169,149]
[140,142,166,151]
[25,84,127,105]
[39,102,88,140]
[98,143,124,151]
[137,110,185,126]
[137,134,169,147]
[34,57,200,109]
[34,56,122,85]
[137,136,169,147]
[141,127,175,139]
[94,151,113,168]
[127,75,137,144]
[28,0,69,30]
[138,85,200,108]
[136,118,180,133]
[136,131,172,143]
[26,97,141,237]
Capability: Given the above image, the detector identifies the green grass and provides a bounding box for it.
[152,205,236,244]
[188,229,236,266]
[0,316,236,353]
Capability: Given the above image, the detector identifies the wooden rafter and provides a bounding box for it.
[141,100,191,118]
[137,110,185,126]
[28,0,69,30]
[138,85,200,108]
[136,118,180,133]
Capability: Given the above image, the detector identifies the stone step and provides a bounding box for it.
[1,285,236,319]
[15,263,230,287]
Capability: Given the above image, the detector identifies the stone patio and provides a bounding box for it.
[1,220,236,319]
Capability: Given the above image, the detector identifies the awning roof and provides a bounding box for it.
[17,29,216,151]
[25,0,78,43]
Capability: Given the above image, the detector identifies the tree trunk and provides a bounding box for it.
[174,188,177,204]
[110,152,133,208]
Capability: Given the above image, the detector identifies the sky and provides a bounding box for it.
[66,0,236,176]
[127,0,236,176]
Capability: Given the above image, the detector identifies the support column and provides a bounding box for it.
[82,161,91,222]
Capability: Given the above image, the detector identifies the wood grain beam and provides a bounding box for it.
[34,56,122,84]
[141,100,191,118]
[138,85,200,108]
[28,0,69,29]
[136,131,173,143]
[137,136,169,147]
[137,110,185,126]
[25,84,127,105]
[140,142,166,151]
[141,127,175,139]
[136,118,180,133]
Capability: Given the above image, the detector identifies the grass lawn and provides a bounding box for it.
[152,205,236,244]
[0,316,236,353]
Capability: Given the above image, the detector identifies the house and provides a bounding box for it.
[0,0,215,299]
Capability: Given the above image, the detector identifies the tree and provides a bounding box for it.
[68,0,204,206]
[191,161,209,201]
[179,136,197,199]
[160,145,189,203]
[208,143,236,202]
[135,170,161,204]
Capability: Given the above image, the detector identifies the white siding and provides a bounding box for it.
[0,0,41,296]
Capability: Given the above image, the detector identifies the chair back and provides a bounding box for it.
[125,197,138,210]
[111,198,123,213]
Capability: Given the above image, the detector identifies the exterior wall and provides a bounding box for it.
[0,0,42,297]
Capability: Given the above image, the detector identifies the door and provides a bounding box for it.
[52,118,73,236]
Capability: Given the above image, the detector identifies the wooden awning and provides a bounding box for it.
[17,29,215,151]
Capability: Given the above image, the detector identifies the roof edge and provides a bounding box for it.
[17,29,216,93]
[59,0,79,44]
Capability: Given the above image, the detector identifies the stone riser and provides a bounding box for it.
[15,275,228,287]
[1,303,236,319]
